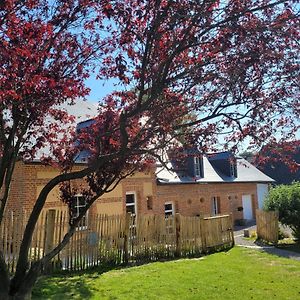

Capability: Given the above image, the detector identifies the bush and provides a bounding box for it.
[264,182,300,240]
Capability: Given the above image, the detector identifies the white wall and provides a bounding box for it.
[257,184,269,209]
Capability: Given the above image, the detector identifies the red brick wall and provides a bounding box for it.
[6,161,259,222]
[6,161,157,218]
[155,182,259,220]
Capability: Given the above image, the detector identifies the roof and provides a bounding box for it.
[207,151,233,160]
[32,98,98,161]
[54,98,98,122]
[156,156,274,184]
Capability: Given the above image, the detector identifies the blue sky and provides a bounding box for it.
[85,75,116,103]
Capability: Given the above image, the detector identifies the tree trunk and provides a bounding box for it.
[0,290,32,300]
[0,252,10,300]
[8,290,32,300]
[8,262,40,300]
[7,277,36,300]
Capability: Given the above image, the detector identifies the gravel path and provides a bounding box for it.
[233,223,300,262]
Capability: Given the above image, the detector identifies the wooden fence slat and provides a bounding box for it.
[1,211,234,273]
[256,210,278,244]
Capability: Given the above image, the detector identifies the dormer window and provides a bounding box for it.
[194,156,202,177]
[230,162,234,177]
[208,152,237,178]
[230,161,237,178]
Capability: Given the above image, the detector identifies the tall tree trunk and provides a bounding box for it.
[8,262,41,300]
[0,251,10,300]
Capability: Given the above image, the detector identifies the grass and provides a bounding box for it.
[32,247,300,300]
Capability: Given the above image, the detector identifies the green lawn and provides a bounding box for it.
[32,247,300,300]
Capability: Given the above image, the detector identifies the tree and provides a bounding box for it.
[0,0,299,299]
[256,140,300,183]
[239,151,255,162]
[264,182,300,239]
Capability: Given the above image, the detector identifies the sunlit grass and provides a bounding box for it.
[33,247,300,300]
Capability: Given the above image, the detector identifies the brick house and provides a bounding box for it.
[5,100,274,223]
[156,151,274,222]
[6,152,274,224]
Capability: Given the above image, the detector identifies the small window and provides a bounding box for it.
[230,161,237,177]
[71,195,88,230]
[126,193,136,215]
[165,202,174,216]
[147,196,153,210]
[211,196,220,216]
[194,156,202,177]
[165,202,175,235]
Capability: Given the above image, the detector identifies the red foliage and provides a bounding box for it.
[256,140,300,173]
[0,0,299,206]
[0,0,299,295]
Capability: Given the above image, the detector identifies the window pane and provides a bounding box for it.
[69,195,88,229]
[79,215,87,227]
[165,211,173,216]
[211,197,218,215]
[126,204,135,214]
[126,194,135,204]
[147,196,153,210]
[194,156,202,177]
[78,205,85,215]
[165,203,173,211]
[77,196,86,207]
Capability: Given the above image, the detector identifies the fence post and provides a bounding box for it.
[175,213,181,257]
[123,213,131,264]
[256,209,261,239]
[44,209,56,273]
[199,215,207,253]
[230,213,235,247]
[274,211,279,245]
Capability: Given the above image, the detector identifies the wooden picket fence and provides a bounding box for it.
[256,210,279,244]
[0,210,234,273]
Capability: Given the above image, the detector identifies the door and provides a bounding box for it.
[242,195,253,219]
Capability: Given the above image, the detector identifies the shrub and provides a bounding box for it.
[264,182,300,239]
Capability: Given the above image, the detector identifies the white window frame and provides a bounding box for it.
[194,156,202,177]
[211,196,219,216]
[164,202,175,235]
[73,194,88,230]
[164,202,174,216]
[126,191,137,215]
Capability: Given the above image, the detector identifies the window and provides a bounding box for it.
[211,196,220,216]
[164,202,175,235]
[71,194,88,230]
[146,196,153,210]
[230,161,237,177]
[126,192,137,238]
[165,202,174,216]
[126,192,136,215]
[194,156,202,177]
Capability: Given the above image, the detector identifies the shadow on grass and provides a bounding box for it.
[277,244,300,253]
[249,238,300,261]
[32,245,234,299]
[32,265,122,300]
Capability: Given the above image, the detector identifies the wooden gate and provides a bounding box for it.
[256,210,279,244]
